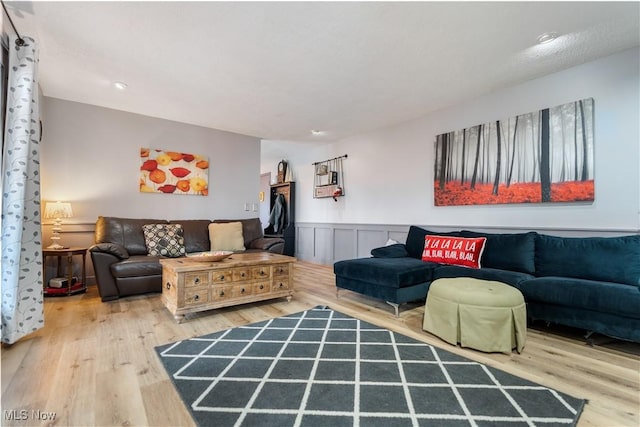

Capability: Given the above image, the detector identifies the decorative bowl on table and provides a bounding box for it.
[186,251,233,262]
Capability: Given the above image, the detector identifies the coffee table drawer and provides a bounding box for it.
[273,264,289,277]
[253,281,270,295]
[252,266,271,280]
[185,271,209,287]
[212,270,233,283]
[233,284,253,298]
[185,287,209,305]
[212,285,235,301]
[272,279,290,292]
[232,268,252,282]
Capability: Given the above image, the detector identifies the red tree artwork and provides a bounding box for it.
[434,98,594,206]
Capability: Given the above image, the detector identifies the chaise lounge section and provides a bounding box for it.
[334,225,640,343]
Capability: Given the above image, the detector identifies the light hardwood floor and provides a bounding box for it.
[2,262,638,426]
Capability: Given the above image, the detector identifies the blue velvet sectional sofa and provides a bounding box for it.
[334,226,640,343]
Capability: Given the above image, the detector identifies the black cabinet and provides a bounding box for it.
[264,182,295,257]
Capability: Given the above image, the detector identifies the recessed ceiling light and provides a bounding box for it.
[311,130,324,136]
[114,81,128,90]
[536,32,558,45]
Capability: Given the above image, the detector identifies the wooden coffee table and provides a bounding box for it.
[160,252,296,323]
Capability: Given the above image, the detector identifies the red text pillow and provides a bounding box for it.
[422,235,487,269]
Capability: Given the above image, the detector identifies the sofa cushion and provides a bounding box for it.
[371,244,409,258]
[169,219,212,253]
[334,257,436,288]
[535,234,640,286]
[214,218,263,248]
[209,222,246,251]
[95,216,168,256]
[422,235,486,269]
[248,236,284,251]
[433,265,534,288]
[405,226,463,259]
[336,276,430,304]
[519,277,640,318]
[460,230,536,274]
[110,255,163,278]
[142,223,186,258]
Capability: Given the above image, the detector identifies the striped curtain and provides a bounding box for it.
[1,36,43,344]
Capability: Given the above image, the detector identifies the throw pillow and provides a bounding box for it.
[209,222,245,252]
[371,243,408,258]
[405,225,464,259]
[142,223,186,258]
[422,235,487,269]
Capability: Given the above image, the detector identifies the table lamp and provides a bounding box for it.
[44,201,73,249]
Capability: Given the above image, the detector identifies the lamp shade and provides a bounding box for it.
[44,201,73,219]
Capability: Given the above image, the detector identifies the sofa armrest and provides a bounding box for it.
[249,237,285,252]
[371,243,409,258]
[89,250,122,302]
[89,243,130,260]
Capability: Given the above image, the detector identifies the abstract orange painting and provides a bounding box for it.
[140,148,209,195]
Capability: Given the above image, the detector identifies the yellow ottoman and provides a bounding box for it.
[423,277,526,353]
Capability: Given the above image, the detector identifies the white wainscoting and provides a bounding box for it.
[294,222,639,265]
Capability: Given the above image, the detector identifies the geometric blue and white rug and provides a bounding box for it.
[155,306,585,427]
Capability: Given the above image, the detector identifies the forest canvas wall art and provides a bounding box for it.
[434,98,594,206]
[140,148,209,195]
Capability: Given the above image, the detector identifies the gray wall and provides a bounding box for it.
[40,97,262,284]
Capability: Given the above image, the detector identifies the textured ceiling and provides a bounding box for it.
[6,1,640,141]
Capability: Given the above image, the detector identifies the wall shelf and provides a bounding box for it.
[313,154,347,200]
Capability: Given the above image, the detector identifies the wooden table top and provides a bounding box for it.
[160,252,296,272]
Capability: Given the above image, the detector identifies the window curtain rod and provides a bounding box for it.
[1,0,25,46]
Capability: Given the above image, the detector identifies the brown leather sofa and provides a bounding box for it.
[89,216,285,301]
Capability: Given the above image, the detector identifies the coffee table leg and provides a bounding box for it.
[286,295,292,303]
[174,314,185,323]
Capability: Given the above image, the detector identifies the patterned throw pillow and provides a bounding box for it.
[422,235,487,269]
[142,224,186,258]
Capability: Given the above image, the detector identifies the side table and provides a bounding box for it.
[43,247,88,296]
